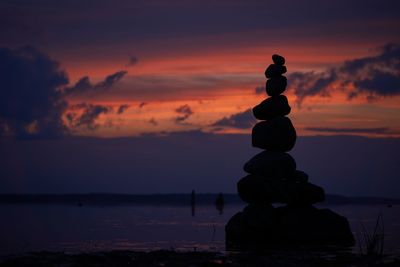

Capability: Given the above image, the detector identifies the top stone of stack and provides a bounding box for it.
[272,54,285,65]
[264,54,288,96]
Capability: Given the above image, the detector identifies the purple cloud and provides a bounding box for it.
[117,104,130,114]
[211,109,256,129]
[0,46,69,138]
[127,56,139,67]
[67,103,112,130]
[288,43,400,103]
[174,104,194,123]
[64,71,127,95]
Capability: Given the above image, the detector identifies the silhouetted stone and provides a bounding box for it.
[226,205,355,249]
[236,175,280,204]
[277,205,355,246]
[237,175,325,205]
[288,182,325,205]
[290,170,309,183]
[226,204,279,248]
[264,64,287,78]
[252,95,291,120]
[243,151,296,178]
[225,53,355,250]
[242,204,277,230]
[225,212,245,247]
[272,54,285,65]
[252,117,296,152]
[265,76,288,96]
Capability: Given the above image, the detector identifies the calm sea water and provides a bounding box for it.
[0,203,399,256]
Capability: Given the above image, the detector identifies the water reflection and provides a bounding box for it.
[0,204,399,256]
[215,193,224,215]
[191,190,196,217]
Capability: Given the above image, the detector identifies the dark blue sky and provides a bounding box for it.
[1,133,399,197]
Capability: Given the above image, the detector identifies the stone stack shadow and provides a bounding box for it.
[225,54,355,250]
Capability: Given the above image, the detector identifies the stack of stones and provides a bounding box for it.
[225,54,355,249]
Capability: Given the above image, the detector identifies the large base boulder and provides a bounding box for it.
[226,205,355,250]
[276,205,355,247]
[237,175,325,205]
[225,204,279,249]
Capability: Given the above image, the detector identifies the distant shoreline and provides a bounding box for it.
[0,193,398,206]
[1,249,400,267]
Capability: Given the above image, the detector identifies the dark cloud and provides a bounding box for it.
[211,109,256,129]
[139,102,147,108]
[98,71,127,88]
[148,118,158,126]
[174,104,193,123]
[0,46,69,138]
[64,71,127,95]
[117,104,130,114]
[305,127,391,135]
[343,43,400,99]
[0,46,129,138]
[127,56,139,67]
[341,44,400,74]
[289,44,400,103]
[67,103,112,130]
[289,70,336,103]
[354,71,400,97]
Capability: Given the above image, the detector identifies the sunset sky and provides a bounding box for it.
[1,0,400,195]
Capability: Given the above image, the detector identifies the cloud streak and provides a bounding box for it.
[288,43,400,104]
[64,71,127,96]
[66,103,112,130]
[305,127,392,135]
[117,104,130,114]
[211,109,256,129]
[174,104,194,123]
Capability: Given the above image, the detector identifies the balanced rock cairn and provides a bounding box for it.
[225,54,355,249]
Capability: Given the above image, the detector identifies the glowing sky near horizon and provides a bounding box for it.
[1,0,400,138]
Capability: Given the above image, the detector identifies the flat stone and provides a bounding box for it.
[265,64,287,78]
[237,175,325,205]
[243,151,296,178]
[272,54,285,65]
[253,95,291,120]
[252,117,296,152]
[225,204,278,248]
[265,76,287,96]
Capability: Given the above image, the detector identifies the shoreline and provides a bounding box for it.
[1,193,399,206]
[1,249,400,267]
